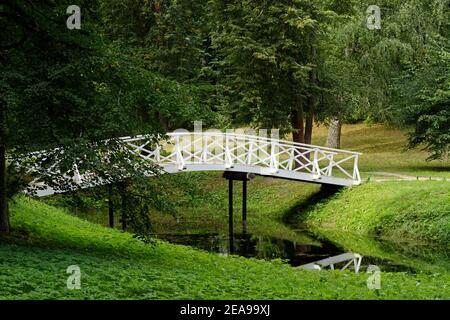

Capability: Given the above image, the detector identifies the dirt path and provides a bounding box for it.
[366,172,449,182]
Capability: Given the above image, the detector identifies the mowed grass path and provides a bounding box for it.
[1,197,449,300]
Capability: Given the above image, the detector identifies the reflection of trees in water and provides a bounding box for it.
[253,236,285,260]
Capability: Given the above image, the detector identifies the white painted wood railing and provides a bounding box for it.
[123,132,361,187]
[17,131,361,197]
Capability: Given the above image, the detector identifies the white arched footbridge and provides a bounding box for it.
[31,131,362,197]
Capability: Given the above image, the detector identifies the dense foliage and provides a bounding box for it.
[401,39,450,160]
[0,0,217,232]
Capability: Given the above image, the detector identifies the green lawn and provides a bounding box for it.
[298,181,450,245]
[1,197,449,299]
[309,124,450,179]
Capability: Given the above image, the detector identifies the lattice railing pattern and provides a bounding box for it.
[123,132,361,185]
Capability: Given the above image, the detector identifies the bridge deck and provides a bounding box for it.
[24,132,362,197]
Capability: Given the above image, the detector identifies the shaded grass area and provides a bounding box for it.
[296,181,450,245]
[1,197,449,299]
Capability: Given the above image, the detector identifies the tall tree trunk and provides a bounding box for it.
[290,98,305,144]
[305,96,315,144]
[304,112,314,145]
[108,184,114,228]
[305,91,315,146]
[119,183,127,231]
[305,46,317,146]
[304,107,314,161]
[157,112,169,132]
[326,117,342,149]
[291,99,305,169]
[0,103,9,234]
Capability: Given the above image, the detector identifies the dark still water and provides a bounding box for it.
[153,230,447,273]
[155,232,341,266]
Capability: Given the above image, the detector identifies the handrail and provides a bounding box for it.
[124,131,362,186]
[122,132,362,156]
[15,130,362,197]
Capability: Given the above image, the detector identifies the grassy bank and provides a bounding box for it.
[1,197,449,299]
[297,181,450,245]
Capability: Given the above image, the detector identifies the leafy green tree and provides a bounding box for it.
[211,0,325,143]
[317,0,449,151]
[399,39,450,160]
[0,0,165,233]
[99,0,219,129]
[101,0,212,81]
[351,0,450,159]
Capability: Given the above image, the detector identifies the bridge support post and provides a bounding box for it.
[228,178,234,254]
[223,172,255,253]
[242,179,247,233]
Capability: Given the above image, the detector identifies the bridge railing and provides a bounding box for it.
[13,131,361,197]
[123,132,362,185]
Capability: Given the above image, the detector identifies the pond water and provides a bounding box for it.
[154,229,449,273]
